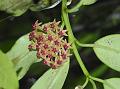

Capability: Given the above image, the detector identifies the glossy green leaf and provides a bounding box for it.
[104,78,120,89]
[31,60,69,89]
[81,0,96,5]
[0,51,19,89]
[0,0,61,16]
[93,34,120,72]
[6,34,42,80]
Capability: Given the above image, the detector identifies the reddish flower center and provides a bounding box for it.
[58,30,64,36]
[43,26,48,32]
[32,24,36,30]
[48,35,53,41]
[54,40,59,45]
[61,53,67,59]
[50,23,55,28]
[44,44,48,49]
[43,60,48,65]
[63,44,69,50]
[52,48,57,53]
[57,60,62,65]
[41,50,46,55]
[37,35,44,42]
[47,54,53,58]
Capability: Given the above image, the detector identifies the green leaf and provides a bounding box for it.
[31,60,69,89]
[0,51,19,89]
[0,0,61,16]
[104,78,120,89]
[81,0,96,5]
[0,0,32,16]
[6,34,42,80]
[93,34,120,72]
[30,0,61,11]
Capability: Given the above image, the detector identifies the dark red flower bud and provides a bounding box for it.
[58,30,64,36]
[47,54,53,58]
[50,23,55,28]
[37,35,44,42]
[57,60,62,65]
[43,26,48,32]
[44,44,48,49]
[52,48,57,53]
[43,60,48,65]
[50,64,56,69]
[37,51,41,59]
[48,35,53,41]
[63,44,69,50]
[32,24,36,30]
[29,32,35,41]
[41,50,46,56]
[28,45,33,51]
[61,53,67,59]
[36,45,39,51]
[54,40,59,45]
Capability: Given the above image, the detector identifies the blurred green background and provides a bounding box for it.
[0,0,120,89]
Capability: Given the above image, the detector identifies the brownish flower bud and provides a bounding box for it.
[57,60,62,65]
[48,35,53,41]
[28,44,33,51]
[29,31,35,41]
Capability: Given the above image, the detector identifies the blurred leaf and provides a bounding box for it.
[104,78,120,89]
[93,34,120,72]
[0,0,61,16]
[31,60,69,89]
[0,0,32,16]
[91,64,108,77]
[30,0,61,11]
[6,34,42,80]
[0,51,19,89]
[81,0,96,5]
[0,40,15,53]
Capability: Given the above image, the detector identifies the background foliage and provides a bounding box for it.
[0,0,120,89]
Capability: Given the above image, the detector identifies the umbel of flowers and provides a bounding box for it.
[28,20,71,69]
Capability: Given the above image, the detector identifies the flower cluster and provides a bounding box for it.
[28,20,71,69]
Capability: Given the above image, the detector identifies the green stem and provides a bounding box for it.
[75,38,94,47]
[89,79,97,89]
[89,76,116,89]
[82,78,89,88]
[76,38,120,53]
[89,76,104,83]
[62,0,89,76]
[61,22,65,29]
[61,15,65,29]
[72,43,90,76]
[67,0,83,13]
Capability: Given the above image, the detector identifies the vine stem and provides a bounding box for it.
[61,1,117,89]
[75,38,94,47]
[67,0,83,13]
[62,0,89,76]
[75,38,120,53]
[89,76,116,89]
[82,78,89,88]
[89,79,97,89]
